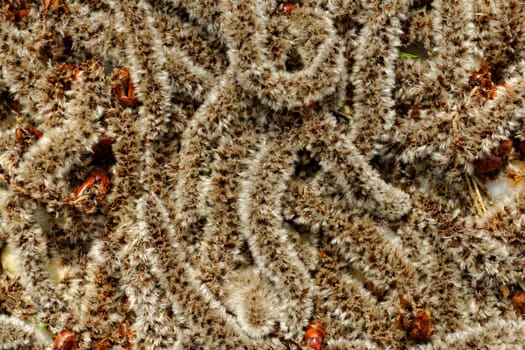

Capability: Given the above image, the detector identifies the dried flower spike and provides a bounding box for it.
[304,320,326,350]
[111,67,138,107]
[52,330,78,350]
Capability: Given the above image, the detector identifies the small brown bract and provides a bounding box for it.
[41,0,69,15]
[52,330,78,350]
[3,0,30,22]
[396,295,433,342]
[111,67,138,107]
[280,2,298,11]
[75,168,110,204]
[15,126,43,145]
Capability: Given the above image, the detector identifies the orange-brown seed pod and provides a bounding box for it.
[75,168,111,204]
[305,320,326,350]
[52,330,78,350]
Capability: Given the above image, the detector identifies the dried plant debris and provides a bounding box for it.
[0,0,525,349]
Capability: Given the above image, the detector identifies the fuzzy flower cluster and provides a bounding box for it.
[1,0,525,349]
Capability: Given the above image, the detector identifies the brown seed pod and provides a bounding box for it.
[52,330,78,350]
[304,320,326,350]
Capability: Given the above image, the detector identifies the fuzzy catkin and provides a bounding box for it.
[1,1,525,349]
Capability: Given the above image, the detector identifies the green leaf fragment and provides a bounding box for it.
[399,51,418,59]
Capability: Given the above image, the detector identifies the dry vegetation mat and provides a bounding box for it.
[1,0,525,349]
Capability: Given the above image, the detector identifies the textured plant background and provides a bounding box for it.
[1,0,525,349]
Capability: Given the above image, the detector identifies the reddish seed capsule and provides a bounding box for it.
[397,295,433,342]
[52,330,78,350]
[95,337,111,350]
[474,153,503,175]
[28,126,43,138]
[305,320,326,350]
[512,291,525,315]
[282,3,297,11]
